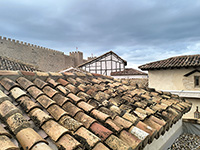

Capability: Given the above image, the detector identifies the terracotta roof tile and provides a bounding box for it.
[56,134,81,150]
[75,127,101,148]
[0,100,22,120]
[0,135,19,150]
[105,118,122,133]
[19,96,41,113]
[105,134,131,150]
[16,76,34,89]
[33,78,48,89]
[74,72,87,77]
[77,92,91,101]
[42,86,58,98]
[66,84,79,94]
[90,122,113,141]
[0,124,11,138]
[98,107,117,119]
[52,93,70,106]
[10,87,27,100]
[77,101,95,113]
[41,120,69,142]
[29,108,53,127]
[0,77,19,91]
[56,78,69,86]
[0,70,192,149]
[68,93,83,104]
[6,113,30,135]
[27,86,44,99]
[47,104,68,121]
[139,54,200,70]
[92,142,110,150]
[36,95,56,109]
[78,84,89,92]
[88,100,101,109]
[62,72,75,77]
[16,128,47,150]
[122,112,139,124]
[90,109,110,122]
[31,142,52,150]
[74,111,96,129]
[119,130,142,149]
[59,115,83,131]
[46,77,60,87]
[143,118,162,138]
[62,101,82,117]
[67,77,80,86]
[113,116,133,129]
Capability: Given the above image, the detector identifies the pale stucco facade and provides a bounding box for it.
[148,67,200,118]
[148,67,200,91]
[111,75,148,79]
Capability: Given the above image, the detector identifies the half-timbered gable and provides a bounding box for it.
[78,51,127,76]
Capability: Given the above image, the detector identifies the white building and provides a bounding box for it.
[78,51,127,76]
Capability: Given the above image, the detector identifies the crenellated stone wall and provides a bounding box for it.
[0,36,85,72]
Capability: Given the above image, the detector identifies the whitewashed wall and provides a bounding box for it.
[80,53,125,76]
[111,75,148,79]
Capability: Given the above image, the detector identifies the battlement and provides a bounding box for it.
[0,36,64,55]
[0,35,85,72]
[69,51,83,55]
[88,56,97,60]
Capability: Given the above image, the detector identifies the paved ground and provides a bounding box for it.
[168,133,200,150]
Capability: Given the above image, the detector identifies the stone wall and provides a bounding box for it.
[0,36,85,72]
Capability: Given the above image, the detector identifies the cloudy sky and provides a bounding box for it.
[0,0,200,68]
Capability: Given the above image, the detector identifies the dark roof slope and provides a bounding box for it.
[78,51,127,67]
[0,70,191,150]
[111,68,147,76]
[139,54,200,70]
[0,56,38,71]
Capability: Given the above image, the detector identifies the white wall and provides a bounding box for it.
[148,67,200,91]
[111,75,148,79]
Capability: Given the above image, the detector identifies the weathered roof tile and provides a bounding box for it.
[75,127,101,149]
[16,128,47,150]
[0,70,191,150]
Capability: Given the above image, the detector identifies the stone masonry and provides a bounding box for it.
[0,36,87,72]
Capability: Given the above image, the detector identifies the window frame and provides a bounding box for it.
[194,76,200,87]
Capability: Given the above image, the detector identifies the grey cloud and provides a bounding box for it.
[0,0,200,68]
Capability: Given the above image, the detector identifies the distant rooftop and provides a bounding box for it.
[139,54,200,70]
[0,56,38,71]
[111,68,147,76]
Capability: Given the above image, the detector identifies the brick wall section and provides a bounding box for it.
[0,36,84,72]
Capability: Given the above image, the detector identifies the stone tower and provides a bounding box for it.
[69,51,84,67]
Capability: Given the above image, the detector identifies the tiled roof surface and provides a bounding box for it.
[0,70,191,150]
[0,56,38,71]
[111,68,147,76]
[139,54,200,70]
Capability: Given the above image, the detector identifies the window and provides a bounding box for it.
[194,76,200,86]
